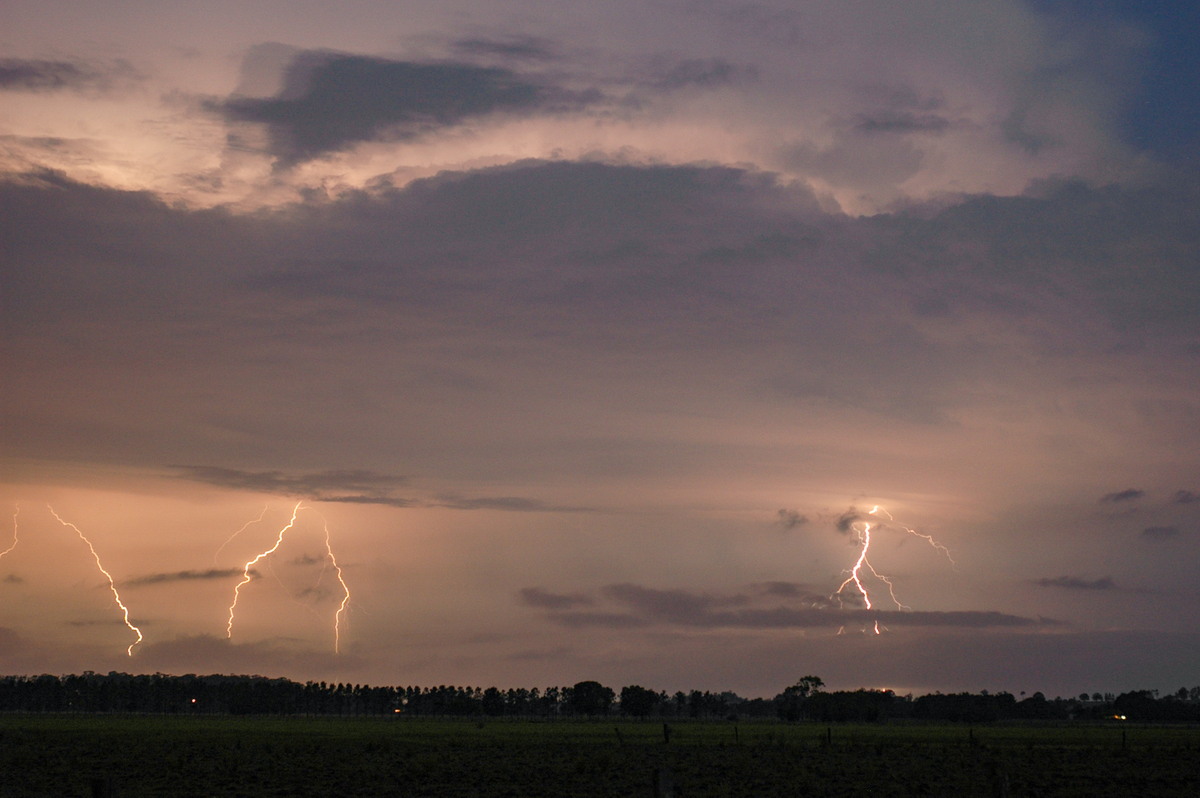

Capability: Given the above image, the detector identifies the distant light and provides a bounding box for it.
[191,698,197,704]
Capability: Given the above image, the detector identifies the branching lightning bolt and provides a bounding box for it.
[214,504,269,566]
[225,502,351,654]
[47,505,143,656]
[226,501,303,639]
[322,518,351,654]
[832,505,953,635]
[2,505,18,561]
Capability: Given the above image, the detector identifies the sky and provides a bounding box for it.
[1,0,1198,700]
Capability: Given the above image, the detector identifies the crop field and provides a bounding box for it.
[1,716,1197,797]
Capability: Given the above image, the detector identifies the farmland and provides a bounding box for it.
[1,715,1198,796]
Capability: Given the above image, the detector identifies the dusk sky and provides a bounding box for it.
[2,0,1198,700]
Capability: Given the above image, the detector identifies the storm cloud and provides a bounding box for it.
[218,51,599,164]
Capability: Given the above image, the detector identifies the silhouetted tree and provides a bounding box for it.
[569,680,614,716]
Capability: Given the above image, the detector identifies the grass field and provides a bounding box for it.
[1,715,1197,796]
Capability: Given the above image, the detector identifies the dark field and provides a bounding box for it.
[1,716,1197,797]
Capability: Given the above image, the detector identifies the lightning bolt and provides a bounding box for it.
[832,505,953,634]
[868,505,955,566]
[47,506,143,656]
[226,500,303,639]
[225,502,351,653]
[214,504,269,566]
[322,518,351,654]
[1,505,18,561]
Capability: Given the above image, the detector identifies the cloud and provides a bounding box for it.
[173,465,415,506]
[1100,488,1145,503]
[835,510,862,533]
[450,36,558,63]
[534,581,1045,630]
[547,611,649,629]
[217,50,600,165]
[175,465,407,495]
[123,568,249,587]
[853,111,952,135]
[776,509,808,530]
[1173,490,1198,504]
[1141,526,1182,541]
[2,574,25,585]
[431,496,592,512]
[752,581,827,601]
[1033,576,1117,591]
[650,57,752,90]
[173,466,585,512]
[0,58,136,93]
[517,587,593,610]
[4,164,1200,495]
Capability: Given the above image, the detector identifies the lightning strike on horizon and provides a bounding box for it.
[224,502,352,654]
[214,504,270,566]
[832,505,953,634]
[226,501,302,639]
[2,505,18,561]
[322,519,351,654]
[47,505,143,656]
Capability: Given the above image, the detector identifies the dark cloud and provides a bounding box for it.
[1100,489,1144,503]
[835,509,862,533]
[1141,526,1181,541]
[546,611,649,629]
[218,51,599,164]
[652,58,752,90]
[2,574,24,585]
[173,465,587,512]
[535,582,1043,630]
[602,582,749,623]
[4,164,1200,475]
[450,36,557,63]
[174,465,413,505]
[1033,576,1117,590]
[124,568,249,587]
[0,58,135,93]
[517,587,593,610]
[547,604,1043,631]
[776,509,808,530]
[1173,490,1198,504]
[314,495,418,508]
[431,496,592,513]
[853,111,951,135]
[752,581,825,600]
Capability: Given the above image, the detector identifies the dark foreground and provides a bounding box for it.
[1,716,1197,797]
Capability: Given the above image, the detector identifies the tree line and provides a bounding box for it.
[1,672,1198,722]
